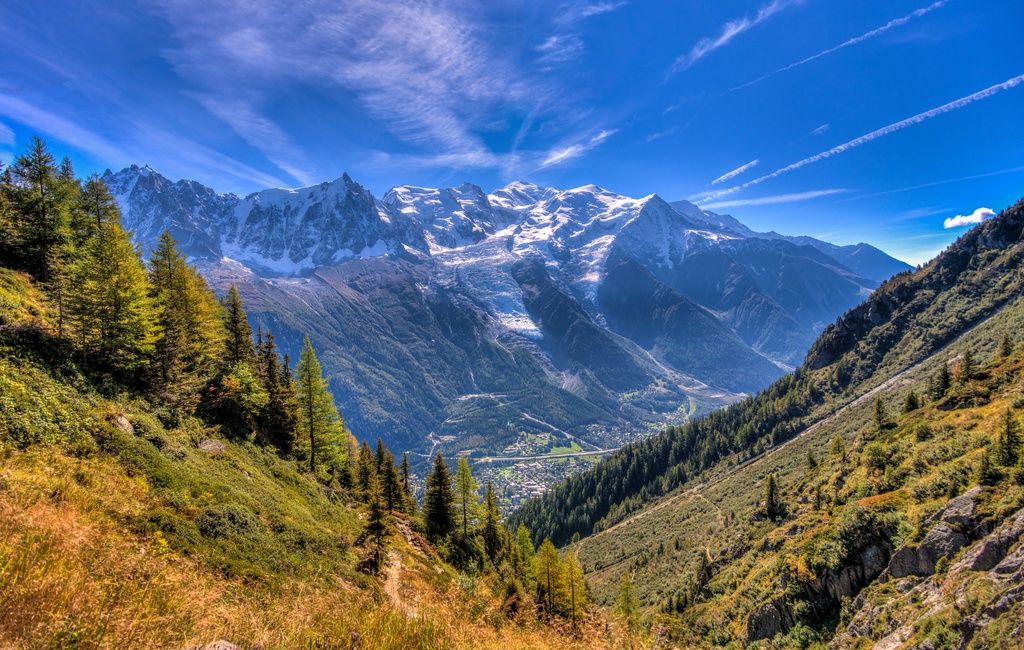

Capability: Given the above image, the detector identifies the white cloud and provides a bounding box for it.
[811,123,830,136]
[541,129,616,168]
[733,1,948,90]
[711,159,759,185]
[153,0,558,173]
[703,188,847,209]
[943,207,995,229]
[698,73,1024,204]
[0,122,14,146]
[557,1,627,25]
[671,0,802,73]
[536,34,585,65]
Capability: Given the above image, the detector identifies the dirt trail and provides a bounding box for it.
[382,550,417,618]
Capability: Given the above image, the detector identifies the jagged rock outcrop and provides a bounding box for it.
[888,487,984,578]
[746,598,798,642]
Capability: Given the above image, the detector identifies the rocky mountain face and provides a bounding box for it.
[104,165,909,457]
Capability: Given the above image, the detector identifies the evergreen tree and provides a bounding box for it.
[813,484,824,511]
[380,448,403,512]
[959,350,976,385]
[615,571,638,630]
[257,331,298,454]
[830,435,846,460]
[482,481,501,564]
[223,285,255,368]
[69,218,159,371]
[454,456,480,539]
[74,175,119,243]
[1000,333,1014,359]
[10,137,61,278]
[423,453,456,543]
[930,362,951,400]
[903,390,920,413]
[361,472,390,573]
[997,409,1020,467]
[763,473,783,520]
[356,441,376,497]
[400,452,413,509]
[873,398,887,433]
[564,550,587,630]
[294,336,345,473]
[978,449,1001,487]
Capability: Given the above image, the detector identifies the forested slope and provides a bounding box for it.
[512,197,1024,547]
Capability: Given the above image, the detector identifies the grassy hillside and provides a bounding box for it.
[0,273,628,649]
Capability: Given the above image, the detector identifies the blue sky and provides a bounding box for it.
[1,0,1022,264]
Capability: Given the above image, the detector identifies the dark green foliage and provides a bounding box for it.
[903,391,920,413]
[763,473,784,520]
[978,450,1001,486]
[223,285,255,368]
[256,331,298,454]
[359,473,390,574]
[999,333,1014,358]
[198,503,261,539]
[930,363,951,400]
[996,409,1020,466]
[873,397,888,433]
[958,350,976,385]
[423,453,456,543]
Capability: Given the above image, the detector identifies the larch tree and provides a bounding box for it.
[516,525,536,590]
[615,571,638,630]
[294,335,344,473]
[564,550,588,630]
[454,456,480,539]
[535,538,563,616]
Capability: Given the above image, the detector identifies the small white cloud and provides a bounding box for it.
[943,207,995,229]
[0,122,14,146]
[557,1,627,25]
[541,129,616,168]
[671,0,803,73]
[536,34,585,65]
[811,123,830,136]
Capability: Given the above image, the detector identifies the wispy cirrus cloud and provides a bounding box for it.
[733,1,949,91]
[541,129,616,168]
[556,1,627,25]
[943,206,995,228]
[0,122,14,146]
[536,34,585,66]
[703,188,847,209]
[670,0,803,74]
[698,73,1024,204]
[711,159,759,185]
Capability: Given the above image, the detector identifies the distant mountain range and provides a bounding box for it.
[103,165,910,456]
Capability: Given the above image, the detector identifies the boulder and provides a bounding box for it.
[953,508,1024,573]
[938,486,981,527]
[198,438,226,454]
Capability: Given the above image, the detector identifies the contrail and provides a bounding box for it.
[733,0,949,91]
[711,159,760,185]
[698,73,1024,204]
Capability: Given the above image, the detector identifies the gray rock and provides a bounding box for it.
[198,438,226,454]
[114,413,134,435]
[993,546,1024,575]
[952,508,1024,573]
[938,486,982,527]
[746,598,796,642]
[889,523,968,577]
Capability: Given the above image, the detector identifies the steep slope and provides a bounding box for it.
[0,267,623,650]
[512,198,1024,646]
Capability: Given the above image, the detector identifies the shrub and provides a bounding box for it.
[197,503,261,539]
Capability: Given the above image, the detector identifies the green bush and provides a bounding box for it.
[197,502,261,539]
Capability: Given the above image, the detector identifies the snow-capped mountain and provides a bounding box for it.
[104,165,910,455]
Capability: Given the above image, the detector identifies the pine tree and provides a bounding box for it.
[873,398,887,433]
[930,362,951,400]
[361,472,390,573]
[73,175,119,243]
[830,435,846,460]
[380,448,403,512]
[294,336,344,473]
[978,449,1001,486]
[482,481,502,564]
[903,390,920,413]
[1000,333,1014,359]
[763,473,783,520]
[400,452,413,509]
[997,409,1020,467]
[959,350,976,385]
[223,285,255,368]
[423,453,456,543]
[615,571,638,630]
[454,456,480,539]
[813,484,824,511]
[257,331,298,454]
[356,441,376,497]
[10,137,61,278]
